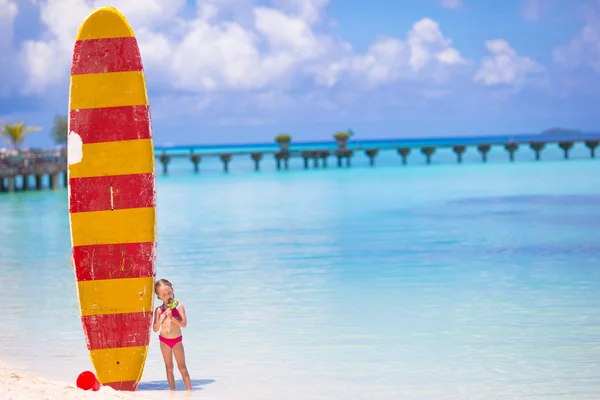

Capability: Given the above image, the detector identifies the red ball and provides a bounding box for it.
[76,371,100,391]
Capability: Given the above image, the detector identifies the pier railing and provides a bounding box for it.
[1,137,599,193]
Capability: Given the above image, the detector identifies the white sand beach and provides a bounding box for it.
[1,360,139,400]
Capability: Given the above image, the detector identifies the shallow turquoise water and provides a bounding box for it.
[0,151,599,399]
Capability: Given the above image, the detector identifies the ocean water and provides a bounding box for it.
[0,146,599,400]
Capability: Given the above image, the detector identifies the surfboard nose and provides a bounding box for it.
[76,7,135,41]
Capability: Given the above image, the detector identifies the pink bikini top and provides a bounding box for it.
[161,304,181,318]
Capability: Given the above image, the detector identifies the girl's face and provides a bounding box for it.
[156,284,174,304]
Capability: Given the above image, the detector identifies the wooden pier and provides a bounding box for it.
[0,149,67,193]
[1,138,598,193]
[156,139,599,174]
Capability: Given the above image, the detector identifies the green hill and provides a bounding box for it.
[540,127,582,135]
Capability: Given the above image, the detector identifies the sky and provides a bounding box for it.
[1,0,599,148]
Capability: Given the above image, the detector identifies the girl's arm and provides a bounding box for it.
[170,303,188,329]
[152,307,165,332]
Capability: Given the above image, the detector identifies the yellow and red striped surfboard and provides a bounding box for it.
[67,7,156,391]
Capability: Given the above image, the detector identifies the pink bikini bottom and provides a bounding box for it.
[159,335,182,349]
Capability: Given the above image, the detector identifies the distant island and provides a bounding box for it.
[540,127,582,135]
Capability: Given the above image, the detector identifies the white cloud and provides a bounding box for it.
[254,7,322,60]
[0,0,18,49]
[271,0,329,24]
[348,18,466,86]
[408,18,465,70]
[474,39,543,86]
[553,1,600,72]
[438,0,463,10]
[349,38,408,85]
[0,0,19,96]
[18,0,466,96]
[19,0,186,94]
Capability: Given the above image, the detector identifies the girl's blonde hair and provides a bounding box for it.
[154,278,173,295]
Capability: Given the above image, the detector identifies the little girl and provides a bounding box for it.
[153,279,192,391]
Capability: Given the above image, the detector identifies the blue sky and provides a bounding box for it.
[1,0,599,148]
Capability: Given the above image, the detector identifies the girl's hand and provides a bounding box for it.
[165,308,172,318]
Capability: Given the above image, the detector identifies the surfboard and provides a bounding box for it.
[67,6,156,391]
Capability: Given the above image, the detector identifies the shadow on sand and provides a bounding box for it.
[138,379,216,391]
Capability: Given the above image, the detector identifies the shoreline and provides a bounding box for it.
[1,359,139,400]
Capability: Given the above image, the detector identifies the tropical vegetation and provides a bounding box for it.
[333,131,350,140]
[0,121,42,150]
[275,134,291,143]
[51,115,68,144]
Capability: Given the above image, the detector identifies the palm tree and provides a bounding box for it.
[51,115,68,145]
[0,122,41,150]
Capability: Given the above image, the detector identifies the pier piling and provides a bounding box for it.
[7,176,15,192]
[335,149,353,167]
[220,153,232,173]
[50,173,59,190]
[365,149,379,166]
[312,152,320,168]
[319,151,330,168]
[22,174,30,190]
[452,145,466,163]
[250,152,262,171]
[159,151,171,175]
[301,151,312,169]
[558,141,573,159]
[398,148,411,165]
[530,142,545,160]
[190,153,202,173]
[584,140,598,158]
[421,146,436,164]
[275,151,290,170]
[504,143,519,162]
[478,144,491,162]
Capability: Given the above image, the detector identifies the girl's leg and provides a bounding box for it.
[160,341,176,390]
[173,342,192,391]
